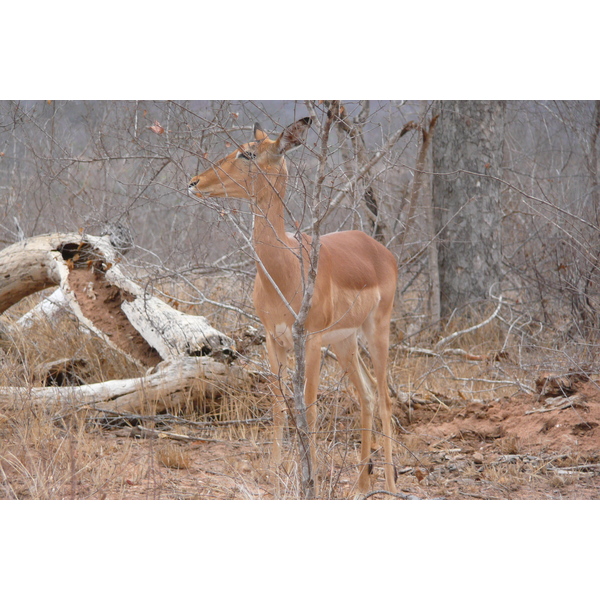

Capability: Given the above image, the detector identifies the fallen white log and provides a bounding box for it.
[16,288,71,328]
[0,232,234,367]
[0,357,255,414]
[0,232,73,313]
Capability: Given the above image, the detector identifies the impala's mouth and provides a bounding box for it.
[188,183,201,197]
[189,183,219,200]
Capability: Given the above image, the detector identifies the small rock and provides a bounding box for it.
[473,452,484,464]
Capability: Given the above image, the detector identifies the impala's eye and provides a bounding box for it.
[238,151,256,160]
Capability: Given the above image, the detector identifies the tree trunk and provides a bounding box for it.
[432,101,506,317]
[395,112,441,328]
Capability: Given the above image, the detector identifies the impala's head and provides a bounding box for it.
[188,117,312,200]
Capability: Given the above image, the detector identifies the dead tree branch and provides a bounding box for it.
[0,356,255,414]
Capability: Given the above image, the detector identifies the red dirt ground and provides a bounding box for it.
[395,377,600,500]
[71,376,600,500]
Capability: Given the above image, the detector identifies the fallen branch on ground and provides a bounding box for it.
[85,409,271,429]
[399,345,498,361]
[362,489,430,500]
[525,393,587,414]
[0,356,256,414]
[119,425,218,443]
[434,295,504,351]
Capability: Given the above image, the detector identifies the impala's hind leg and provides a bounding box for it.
[362,305,397,494]
[265,333,289,469]
[332,333,376,495]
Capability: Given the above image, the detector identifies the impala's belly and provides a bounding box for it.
[272,322,356,350]
[322,327,356,345]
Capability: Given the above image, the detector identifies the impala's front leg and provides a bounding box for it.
[265,333,289,468]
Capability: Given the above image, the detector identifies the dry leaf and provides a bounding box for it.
[414,468,427,482]
[148,120,165,135]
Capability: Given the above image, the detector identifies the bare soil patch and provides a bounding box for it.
[395,380,600,500]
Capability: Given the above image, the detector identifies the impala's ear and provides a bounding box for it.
[254,123,269,142]
[274,117,312,154]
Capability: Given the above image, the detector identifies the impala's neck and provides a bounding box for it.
[251,166,290,259]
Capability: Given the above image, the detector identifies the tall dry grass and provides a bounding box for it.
[1,279,594,499]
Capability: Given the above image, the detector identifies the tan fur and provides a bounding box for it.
[189,119,398,495]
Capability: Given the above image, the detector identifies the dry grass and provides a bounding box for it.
[1,284,599,500]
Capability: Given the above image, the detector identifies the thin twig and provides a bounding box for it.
[321,119,412,222]
[87,407,272,428]
[129,425,215,442]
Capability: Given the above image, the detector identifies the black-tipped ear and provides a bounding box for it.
[254,122,269,142]
[275,117,312,154]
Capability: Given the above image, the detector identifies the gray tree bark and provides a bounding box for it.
[432,101,506,317]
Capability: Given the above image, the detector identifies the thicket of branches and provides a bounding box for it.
[1,100,598,364]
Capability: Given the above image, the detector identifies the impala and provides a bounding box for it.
[188,117,398,496]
